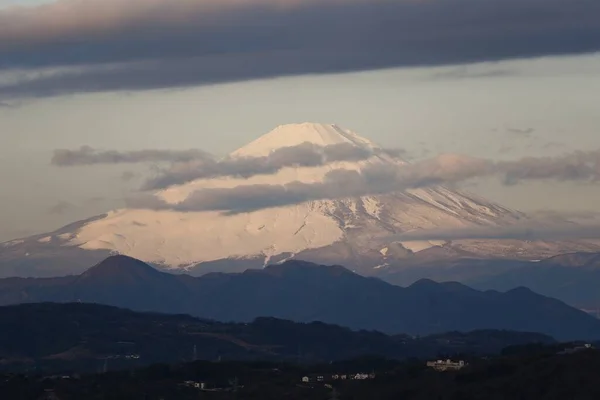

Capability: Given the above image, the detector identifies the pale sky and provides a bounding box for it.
[0,0,49,7]
[0,0,600,242]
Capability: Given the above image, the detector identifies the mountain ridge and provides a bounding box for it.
[0,302,557,373]
[78,254,161,281]
[378,252,600,310]
[1,255,600,341]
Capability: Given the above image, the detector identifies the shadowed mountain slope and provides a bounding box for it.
[0,302,556,373]
[0,256,599,341]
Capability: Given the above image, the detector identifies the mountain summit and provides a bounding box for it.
[2,123,600,277]
[231,123,378,158]
[78,255,162,283]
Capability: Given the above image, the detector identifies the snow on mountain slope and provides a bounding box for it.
[231,123,378,158]
[3,123,600,276]
[72,205,344,267]
[67,123,517,267]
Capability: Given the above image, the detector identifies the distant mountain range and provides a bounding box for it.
[378,251,600,310]
[2,255,600,341]
[0,302,555,373]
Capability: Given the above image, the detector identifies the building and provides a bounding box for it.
[301,375,324,383]
[558,343,594,355]
[303,372,376,383]
[182,381,207,389]
[426,359,467,371]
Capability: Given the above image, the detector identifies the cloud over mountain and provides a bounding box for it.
[142,143,400,190]
[52,142,405,189]
[125,149,600,214]
[47,200,77,215]
[1,0,599,99]
[499,150,600,185]
[51,146,211,166]
[386,221,600,242]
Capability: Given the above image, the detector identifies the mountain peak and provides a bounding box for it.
[263,260,356,278]
[78,255,161,283]
[230,122,376,158]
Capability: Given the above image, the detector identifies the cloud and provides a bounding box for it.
[506,127,535,137]
[126,155,492,213]
[430,66,515,80]
[126,149,600,213]
[51,146,211,166]
[0,99,20,108]
[85,196,108,205]
[0,0,599,99]
[498,150,600,185]
[142,142,401,190]
[47,200,77,215]
[127,169,375,213]
[528,209,600,221]
[120,171,138,182]
[384,220,600,242]
[382,207,600,242]
[541,141,566,151]
[497,146,514,155]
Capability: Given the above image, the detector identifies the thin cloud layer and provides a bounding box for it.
[51,146,211,166]
[382,207,600,241]
[499,150,600,185]
[142,142,399,190]
[126,157,491,213]
[385,221,600,242]
[1,0,599,98]
[52,142,405,188]
[47,200,77,215]
[126,149,600,213]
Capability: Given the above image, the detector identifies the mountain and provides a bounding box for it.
[467,265,600,311]
[2,122,599,278]
[539,252,600,268]
[377,252,600,310]
[0,302,555,373]
[1,256,600,341]
[0,255,193,314]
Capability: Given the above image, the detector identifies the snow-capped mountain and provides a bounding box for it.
[2,123,600,277]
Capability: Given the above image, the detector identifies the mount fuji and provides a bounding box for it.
[2,123,600,278]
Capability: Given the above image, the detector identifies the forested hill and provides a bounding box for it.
[0,302,554,373]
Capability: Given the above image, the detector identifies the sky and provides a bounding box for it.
[0,0,600,241]
[0,0,47,7]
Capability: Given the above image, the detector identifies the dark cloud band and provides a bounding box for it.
[1,0,599,99]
